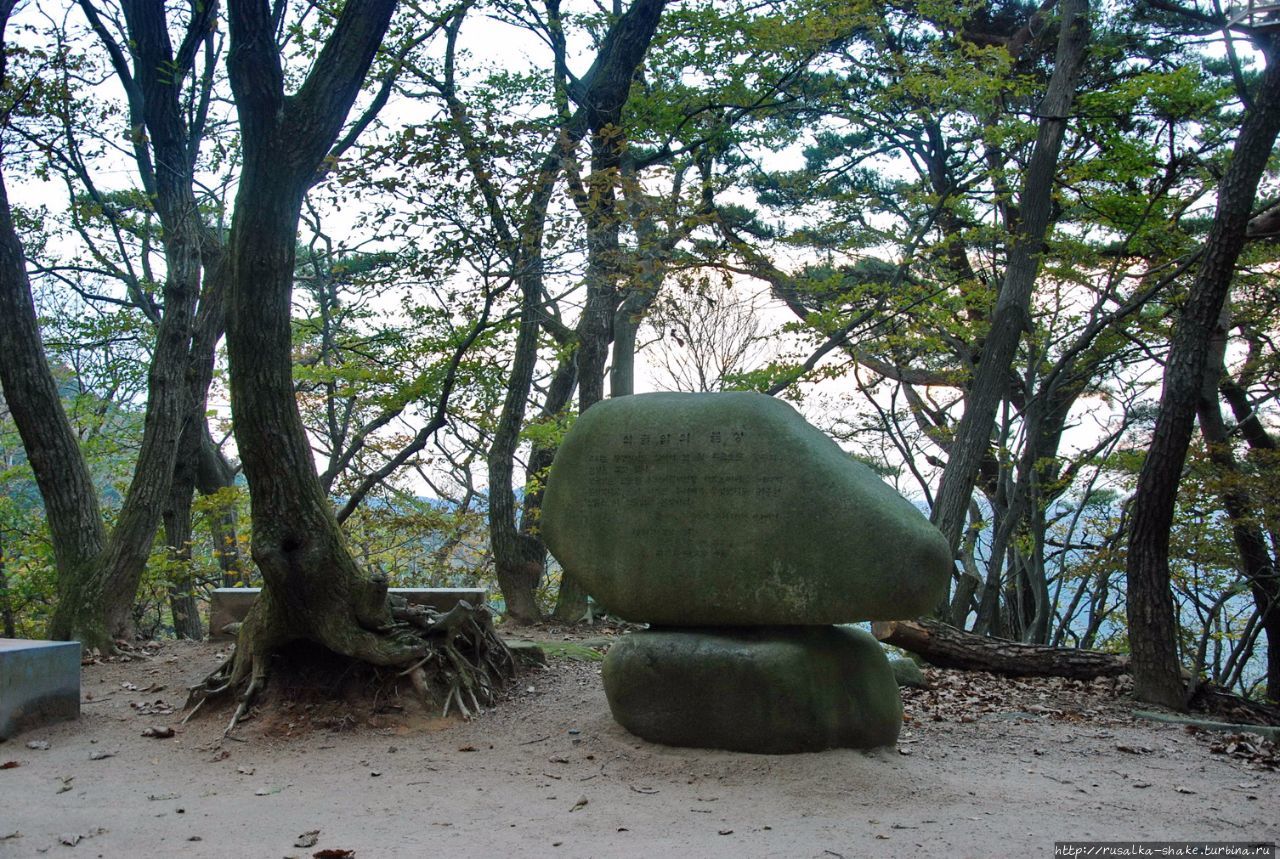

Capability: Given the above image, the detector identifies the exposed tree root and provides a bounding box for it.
[185,597,516,735]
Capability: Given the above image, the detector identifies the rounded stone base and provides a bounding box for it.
[602,625,902,754]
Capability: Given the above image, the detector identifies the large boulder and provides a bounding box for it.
[601,626,902,753]
[541,391,950,625]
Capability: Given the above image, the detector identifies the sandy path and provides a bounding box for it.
[1,640,1275,858]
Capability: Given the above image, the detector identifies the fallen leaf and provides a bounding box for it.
[458,745,477,753]
[132,699,176,717]
[1,761,21,769]
[569,794,588,812]
[295,830,320,848]
[1,831,20,841]
[25,740,50,751]
[628,785,658,795]
[142,726,175,739]
[147,793,180,802]
[1132,782,1152,789]
[237,766,255,775]
[59,833,83,846]
[1116,744,1152,755]
[1175,786,1196,795]
[56,777,74,794]
[89,750,116,761]
[312,850,355,858]
[548,754,569,764]
[718,829,734,835]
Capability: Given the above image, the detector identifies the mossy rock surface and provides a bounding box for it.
[542,392,950,625]
[601,626,902,753]
[890,656,928,689]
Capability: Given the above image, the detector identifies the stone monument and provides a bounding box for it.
[542,391,950,753]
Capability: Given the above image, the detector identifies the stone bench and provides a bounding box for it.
[0,639,80,740]
[208,587,488,639]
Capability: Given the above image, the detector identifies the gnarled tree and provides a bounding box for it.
[192,0,512,720]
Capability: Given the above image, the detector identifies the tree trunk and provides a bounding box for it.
[0,164,110,647]
[487,159,563,624]
[0,525,15,638]
[0,1,221,649]
[221,0,417,671]
[483,0,666,625]
[163,427,204,640]
[948,502,986,627]
[495,356,577,622]
[609,296,644,398]
[1126,36,1280,710]
[162,225,232,638]
[872,618,1128,679]
[1197,309,1280,702]
[209,1,514,718]
[553,114,624,624]
[1023,486,1052,645]
[930,0,1090,552]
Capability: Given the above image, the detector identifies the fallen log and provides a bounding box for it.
[872,618,1129,680]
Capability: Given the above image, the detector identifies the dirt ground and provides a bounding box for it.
[1,633,1277,859]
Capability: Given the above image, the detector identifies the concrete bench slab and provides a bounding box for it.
[0,639,81,740]
[208,587,488,639]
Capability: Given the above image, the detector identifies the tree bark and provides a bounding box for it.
[555,154,616,622]
[163,232,233,637]
[487,148,566,625]
[485,0,667,624]
[164,406,204,638]
[0,168,110,646]
[1197,309,1279,702]
[222,0,420,668]
[0,4,111,646]
[1126,35,1280,710]
[930,0,1090,554]
[873,618,1129,679]
[496,356,578,622]
[0,525,13,638]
